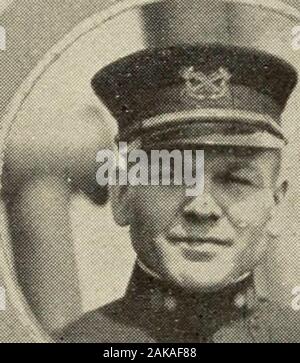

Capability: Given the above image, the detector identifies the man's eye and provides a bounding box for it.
[224,174,253,186]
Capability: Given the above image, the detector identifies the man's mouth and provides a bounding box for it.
[168,236,234,247]
[167,236,234,262]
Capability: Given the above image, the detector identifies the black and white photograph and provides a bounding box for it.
[0,0,300,345]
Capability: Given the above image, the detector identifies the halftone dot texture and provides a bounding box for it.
[1,0,300,343]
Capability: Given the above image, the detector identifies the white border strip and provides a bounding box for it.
[143,109,276,125]
[142,109,284,135]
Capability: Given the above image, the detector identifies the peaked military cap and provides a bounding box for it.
[92,0,299,149]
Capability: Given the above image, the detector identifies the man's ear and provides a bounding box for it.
[110,184,132,226]
[266,179,288,239]
[274,179,288,205]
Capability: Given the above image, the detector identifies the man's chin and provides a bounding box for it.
[174,278,233,294]
[163,266,238,294]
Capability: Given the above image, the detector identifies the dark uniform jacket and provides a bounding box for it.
[57,264,300,343]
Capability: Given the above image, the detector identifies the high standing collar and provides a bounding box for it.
[123,263,255,342]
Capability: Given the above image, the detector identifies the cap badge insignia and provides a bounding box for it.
[181,66,231,100]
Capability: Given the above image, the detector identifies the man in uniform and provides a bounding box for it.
[58,0,300,343]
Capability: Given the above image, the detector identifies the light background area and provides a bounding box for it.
[5,8,148,313]
[0,0,14,15]
[0,0,300,319]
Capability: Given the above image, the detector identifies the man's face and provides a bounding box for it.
[113,146,285,293]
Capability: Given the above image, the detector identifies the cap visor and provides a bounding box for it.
[141,109,285,149]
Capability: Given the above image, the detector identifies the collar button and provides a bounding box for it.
[164,296,177,312]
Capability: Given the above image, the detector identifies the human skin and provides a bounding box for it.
[112,146,286,293]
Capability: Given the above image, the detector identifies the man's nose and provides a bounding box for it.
[183,191,222,222]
